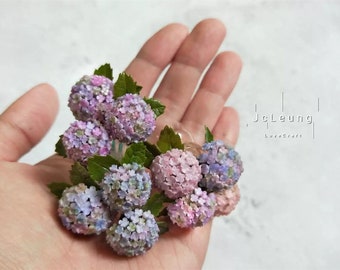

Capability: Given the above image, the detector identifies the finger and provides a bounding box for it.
[0,83,59,161]
[35,155,74,184]
[124,23,189,97]
[153,18,226,121]
[181,51,242,134]
[212,106,240,146]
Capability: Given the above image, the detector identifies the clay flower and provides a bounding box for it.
[68,75,114,121]
[106,209,159,257]
[104,94,156,143]
[167,187,216,228]
[198,140,243,191]
[150,149,201,199]
[100,163,152,212]
[58,183,111,235]
[214,185,241,216]
[62,120,111,164]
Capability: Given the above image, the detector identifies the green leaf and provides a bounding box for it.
[87,155,120,182]
[143,97,166,117]
[157,221,169,235]
[143,192,173,217]
[47,182,71,199]
[121,142,154,167]
[55,135,67,157]
[70,162,98,188]
[156,126,184,153]
[143,141,161,157]
[205,126,214,143]
[114,72,142,98]
[93,63,113,80]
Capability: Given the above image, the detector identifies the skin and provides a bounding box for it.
[0,19,242,270]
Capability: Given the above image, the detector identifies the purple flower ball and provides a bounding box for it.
[150,149,202,199]
[214,185,241,217]
[62,120,111,164]
[68,75,114,121]
[198,140,244,191]
[104,94,156,143]
[167,187,216,228]
[58,183,111,235]
[100,163,152,212]
[106,209,159,257]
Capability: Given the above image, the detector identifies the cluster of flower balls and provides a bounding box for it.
[54,70,244,257]
[63,74,156,164]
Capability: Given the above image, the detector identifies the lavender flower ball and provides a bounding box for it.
[214,185,241,217]
[68,75,114,121]
[58,183,111,235]
[150,149,202,199]
[198,140,244,191]
[100,163,152,212]
[167,187,216,228]
[62,120,111,164]
[106,209,159,257]
[104,94,156,143]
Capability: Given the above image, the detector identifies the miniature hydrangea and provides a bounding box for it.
[58,183,111,235]
[106,209,159,257]
[100,163,152,212]
[68,75,114,121]
[150,149,201,199]
[167,187,216,228]
[62,120,111,164]
[198,140,243,191]
[48,64,246,258]
[214,185,241,217]
[104,94,156,143]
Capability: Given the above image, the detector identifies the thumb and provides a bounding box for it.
[0,83,59,161]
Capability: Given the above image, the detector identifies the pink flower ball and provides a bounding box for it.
[214,185,240,216]
[167,187,216,228]
[150,149,201,199]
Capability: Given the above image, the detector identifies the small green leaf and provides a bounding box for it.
[55,135,67,157]
[156,126,184,153]
[143,192,173,217]
[93,63,113,80]
[205,126,214,143]
[121,142,154,167]
[114,72,142,98]
[87,155,120,182]
[143,97,166,117]
[136,84,142,92]
[47,182,71,199]
[143,141,161,157]
[70,162,98,188]
[157,221,169,235]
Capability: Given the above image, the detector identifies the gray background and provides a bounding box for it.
[1,1,339,269]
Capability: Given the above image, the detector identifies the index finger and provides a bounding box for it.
[0,84,58,162]
[124,23,188,97]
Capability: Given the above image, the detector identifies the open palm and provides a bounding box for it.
[0,19,242,270]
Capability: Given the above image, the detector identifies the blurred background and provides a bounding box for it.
[1,1,339,269]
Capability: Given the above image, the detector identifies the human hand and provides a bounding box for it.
[0,19,242,270]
